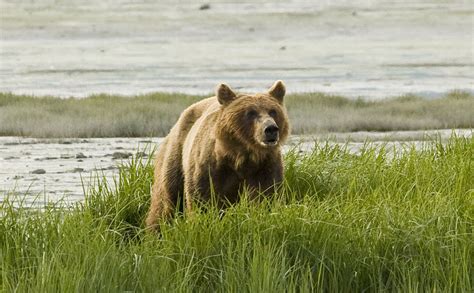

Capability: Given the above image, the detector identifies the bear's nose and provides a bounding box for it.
[264,125,279,138]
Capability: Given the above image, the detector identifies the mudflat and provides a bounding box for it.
[1,0,472,98]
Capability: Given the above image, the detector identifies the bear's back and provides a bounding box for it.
[181,97,221,171]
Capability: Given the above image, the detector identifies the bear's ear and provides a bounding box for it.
[268,80,286,103]
[217,83,237,105]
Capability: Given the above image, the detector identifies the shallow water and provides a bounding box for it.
[1,0,472,98]
[0,129,471,206]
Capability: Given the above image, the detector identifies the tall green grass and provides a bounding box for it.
[0,91,472,137]
[1,136,473,292]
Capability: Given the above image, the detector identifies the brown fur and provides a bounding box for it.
[146,81,290,231]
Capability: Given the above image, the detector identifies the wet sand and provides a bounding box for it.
[1,129,471,206]
[0,137,161,206]
[1,0,472,98]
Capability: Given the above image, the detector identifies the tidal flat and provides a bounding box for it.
[1,0,472,98]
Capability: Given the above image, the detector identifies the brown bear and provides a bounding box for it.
[145,81,290,230]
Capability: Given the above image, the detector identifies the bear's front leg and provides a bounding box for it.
[183,173,212,217]
[246,162,284,200]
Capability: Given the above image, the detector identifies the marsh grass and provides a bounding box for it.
[0,91,472,137]
[289,91,473,133]
[1,136,473,292]
[0,92,201,138]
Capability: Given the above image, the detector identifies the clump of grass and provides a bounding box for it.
[288,91,474,133]
[0,91,472,137]
[0,92,203,137]
[1,136,473,292]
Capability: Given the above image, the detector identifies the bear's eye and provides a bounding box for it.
[246,110,258,119]
[269,109,277,117]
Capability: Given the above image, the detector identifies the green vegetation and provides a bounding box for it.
[0,91,472,137]
[1,136,473,292]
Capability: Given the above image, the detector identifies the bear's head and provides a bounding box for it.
[215,81,290,151]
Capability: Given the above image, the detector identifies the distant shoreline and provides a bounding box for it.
[0,91,472,138]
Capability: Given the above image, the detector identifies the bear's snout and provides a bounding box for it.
[262,120,279,146]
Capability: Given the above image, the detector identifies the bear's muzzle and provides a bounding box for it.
[262,119,279,146]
